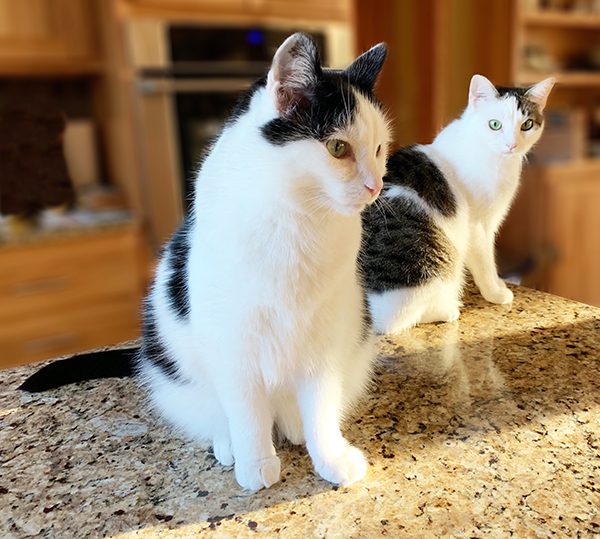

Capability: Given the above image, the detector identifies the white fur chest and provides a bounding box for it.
[461,157,521,224]
[187,202,363,385]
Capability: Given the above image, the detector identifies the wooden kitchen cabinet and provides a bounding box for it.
[0,224,146,369]
[118,0,351,22]
[496,1,600,307]
[121,0,246,17]
[535,162,600,306]
[0,0,99,74]
[499,161,600,308]
[251,0,351,22]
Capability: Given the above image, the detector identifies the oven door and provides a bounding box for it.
[135,77,254,245]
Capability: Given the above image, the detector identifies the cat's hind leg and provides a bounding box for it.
[272,391,305,445]
[418,280,461,325]
[367,288,427,334]
[151,351,280,490]
[142,368,234,466]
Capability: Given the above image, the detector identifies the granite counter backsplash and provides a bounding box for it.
[1,285,599,538]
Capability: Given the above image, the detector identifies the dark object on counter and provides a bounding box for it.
[0,94,75,216]
[19,348,137,392]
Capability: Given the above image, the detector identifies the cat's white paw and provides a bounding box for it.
[313,445,367,486]
[419,305,460,325]
[235,455,281,491]
[482,284,513,305]
[444,306,460,322]
[213,438,234,466]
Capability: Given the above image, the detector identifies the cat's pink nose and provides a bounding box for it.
[364,178,382,197]
[506,142,517,151]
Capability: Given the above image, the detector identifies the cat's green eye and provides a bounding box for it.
[521,119,534,131]
[489,119,502,131]
[326,139,350,159]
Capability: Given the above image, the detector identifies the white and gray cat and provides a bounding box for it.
[361,74,555,333]
[22,33,392,491]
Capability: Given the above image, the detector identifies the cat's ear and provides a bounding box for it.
[468,74,499,106]
[267,33,321,117]
[525,77,556,111]
[345,43,387,93]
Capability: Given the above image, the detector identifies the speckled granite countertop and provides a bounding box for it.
[1,285,599,538]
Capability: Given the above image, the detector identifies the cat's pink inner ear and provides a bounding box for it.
[468,74,498,106]
[267,33,319,117]
[525,77,556,111]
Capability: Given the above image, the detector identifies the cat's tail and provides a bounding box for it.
[18,347,139,392]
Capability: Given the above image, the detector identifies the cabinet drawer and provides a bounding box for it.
[0,228,142,320]
[0,296,140,369]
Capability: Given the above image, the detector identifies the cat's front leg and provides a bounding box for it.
[466,223,513,305]
[214,375,281,491]
[297,373,367,486]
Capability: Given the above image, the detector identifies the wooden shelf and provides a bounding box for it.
[522,9,600,29]
[0,60,104,77]
[516,70,600,87]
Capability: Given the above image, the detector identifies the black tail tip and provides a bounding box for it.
[18,376,44,393]
[18,364,62,392]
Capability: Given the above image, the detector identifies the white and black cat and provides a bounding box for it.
[361,74,555,333]
[21,34,392,491]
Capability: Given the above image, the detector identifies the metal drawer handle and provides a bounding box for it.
[12,277,69,295]
[137,78,254,94]
[24,333,77,354]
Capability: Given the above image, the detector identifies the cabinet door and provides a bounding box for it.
[254,0,351,22]
[542,165,600,307]
[0,0,96,67]
[121,0,350,21]
[121,0,246,16]
[0,226,144,369]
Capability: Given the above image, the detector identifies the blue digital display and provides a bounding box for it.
[247,29,264,46]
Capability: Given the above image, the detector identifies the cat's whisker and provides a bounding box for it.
[372,198,392,237]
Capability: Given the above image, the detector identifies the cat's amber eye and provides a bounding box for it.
[376,144,382,157]
[521,119,534,131]
[326,139,350,159]
[489,119,502,131]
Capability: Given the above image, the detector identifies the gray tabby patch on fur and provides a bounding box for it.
[360,146,458,293]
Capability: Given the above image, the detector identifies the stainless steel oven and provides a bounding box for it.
[128,20,353,245]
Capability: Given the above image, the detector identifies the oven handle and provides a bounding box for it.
[137,78,256,94]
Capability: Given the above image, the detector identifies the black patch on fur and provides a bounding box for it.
[360,195,456,292]
[226,36,386,146]
[140,300,180,379]
[384,147,457,218]
[496,86,544,126]
[165,216,192,319]
[346,44,387,94]
[261,71,359,145]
